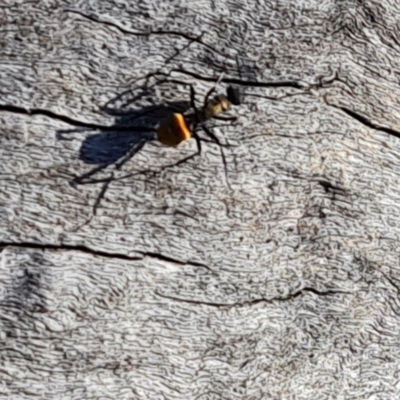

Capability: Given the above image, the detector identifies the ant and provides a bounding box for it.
[72,70,242,219]
[156,73,241,182]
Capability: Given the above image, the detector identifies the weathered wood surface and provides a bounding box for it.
[2,0,400,398]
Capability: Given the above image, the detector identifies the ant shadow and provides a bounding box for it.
[56,78,190,216]
[60,54,254,186]
[55,64,245,220]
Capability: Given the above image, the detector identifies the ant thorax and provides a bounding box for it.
[184,91,232,126]
[205,94,231,119]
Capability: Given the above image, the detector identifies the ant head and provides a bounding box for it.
[226,86,241,106]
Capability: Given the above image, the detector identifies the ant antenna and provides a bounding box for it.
[216,71,225,86]
[236,54,242,80]
[203,71,225,107]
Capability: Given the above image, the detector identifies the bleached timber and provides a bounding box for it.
[2,0,400,399]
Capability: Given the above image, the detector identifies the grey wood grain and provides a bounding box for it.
[2,0,400,399]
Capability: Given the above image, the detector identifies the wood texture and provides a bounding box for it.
[2,0,400,398]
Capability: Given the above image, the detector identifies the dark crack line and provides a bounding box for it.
[0,242,212,271]
[324,98,400,140]
[0,242,144,261]
[155,287,352,307]
[155,291,237,307]
[136,251,212,271]
[0,104,153,132]
[171,68,307,89]
[163,32,204,66]
[294,287,352,298]
[246,91,314,101]
[64,9,225,56]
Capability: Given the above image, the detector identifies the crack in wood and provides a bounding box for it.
[0,241,144,261]
[324,97,400,140]
[171,68,308,89]
[0,242,212,271]
[63,9,224,56]
[0,104,153,132]
[155,287,353,307]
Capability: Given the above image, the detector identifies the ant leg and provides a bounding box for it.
[92,175,113,216]
[73,137,149,217]
[201,124,231,190]
[203,72,225,107]
[201,124,224,146]
[72,164,110,186]
[90,139,146,211]
[114,139,146,170]
[73,138,147,185]
[173,123,202,167]
[190,84,199,117]
[204,87,216,107]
